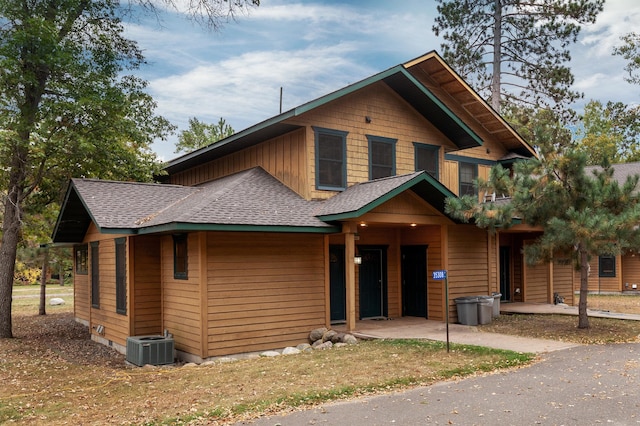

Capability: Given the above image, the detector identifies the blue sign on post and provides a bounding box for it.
[432,270,447,280]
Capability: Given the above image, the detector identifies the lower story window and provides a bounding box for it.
[599,255,616,277]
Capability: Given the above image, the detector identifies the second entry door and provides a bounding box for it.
[359,247,387,319]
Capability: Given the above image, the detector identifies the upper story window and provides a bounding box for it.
[414,143,439,179]
[314,127,348,190]
[459,161,478,196]
[173,234,188,280]
[599,255,616,277]
[367,136,396,180]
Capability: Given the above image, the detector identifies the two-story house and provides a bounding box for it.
[53,51,573,363]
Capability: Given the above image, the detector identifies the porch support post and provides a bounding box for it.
[343,223,357,332]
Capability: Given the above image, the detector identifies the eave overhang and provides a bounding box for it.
[317,172,460,223]
[163,63,484,177]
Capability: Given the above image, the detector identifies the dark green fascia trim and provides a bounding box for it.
[164,110,299,171]
[318,172,457,222]
[136,223,340,235]
[295,66,405,115]
[92,227,136,235]
[445,154,496,167]
[397,68,483,148]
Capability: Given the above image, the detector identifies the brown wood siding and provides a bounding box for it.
[524,261,548,303]
[168,128,308,198]
[447,225,488,322]
[574,256,623,292]
[206,232,326,357]
[553,257,574,305]
[74,272,90,322]
[161,233,202,356]
[442,160,459,195]
[622,254,640,292]
[83,226,131,347]
[132,235,162,336]
[284,83,464,200]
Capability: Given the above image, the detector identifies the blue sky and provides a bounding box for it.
[124,0,640,161]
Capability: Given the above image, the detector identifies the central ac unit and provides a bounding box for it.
[126,335,174,366]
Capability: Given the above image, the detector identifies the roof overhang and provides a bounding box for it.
[317,172,460,222]
[162,60,486,177]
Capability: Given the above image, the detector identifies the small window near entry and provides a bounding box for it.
[314,127,348,190]
[459,162,478,196]
[414,143,439,178]
[173,234,188,280]
[599,255,616,277]
[368,135,396,180]
[75,245,88,275]
[115,238,126,315]
[90,241,100,308]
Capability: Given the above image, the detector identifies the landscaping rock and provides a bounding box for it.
[49,298,65,306]
[183,362,198,368]
[331,332,346,344]
[322,329,338,342]
[309,327,328,342]
[260,350,281,357]
[313,341,333,350]
[343,334,358,345]
[333,342,348,348]
[296,343,312,352]
[282,347,301,355]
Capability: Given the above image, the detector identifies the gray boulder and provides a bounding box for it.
[282,347,301,355]
[49,298,65,306]
[342,334,358,345]
[322,329,338,342]
[309,327,328,342]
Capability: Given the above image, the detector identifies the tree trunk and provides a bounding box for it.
[491,0,502,112]
[0,166,26,338]
[39,250,49,316]
[59,265,64,286]
[577,246,590,329]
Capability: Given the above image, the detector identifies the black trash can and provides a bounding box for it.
[455,296,479,325]
[477,296,494,325]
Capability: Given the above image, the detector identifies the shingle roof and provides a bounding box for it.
[53,168,459,243]
[316,172,424,218]
[70,179,199,230]
[143,167,330,229]
[586,162,640,186]
[53,167,335,242]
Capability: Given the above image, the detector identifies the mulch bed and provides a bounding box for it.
[9,312,126,367]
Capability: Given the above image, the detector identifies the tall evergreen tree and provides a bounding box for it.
[433,0,603,116]
[614,32,640,85]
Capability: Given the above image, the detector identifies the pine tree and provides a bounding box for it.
[446,144,640,328]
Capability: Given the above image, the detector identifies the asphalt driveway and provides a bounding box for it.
[239,343,640,425]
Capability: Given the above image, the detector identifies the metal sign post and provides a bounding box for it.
[432,270,449,353]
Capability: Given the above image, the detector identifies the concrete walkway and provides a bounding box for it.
[334,302,640,354]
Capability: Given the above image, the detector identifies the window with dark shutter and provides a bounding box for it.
[368,136,396,180]
[90,241,100,308]
[314,127,347,190]
[115,238,126,314]
[599,255,616,277]
[173,234,188,279]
